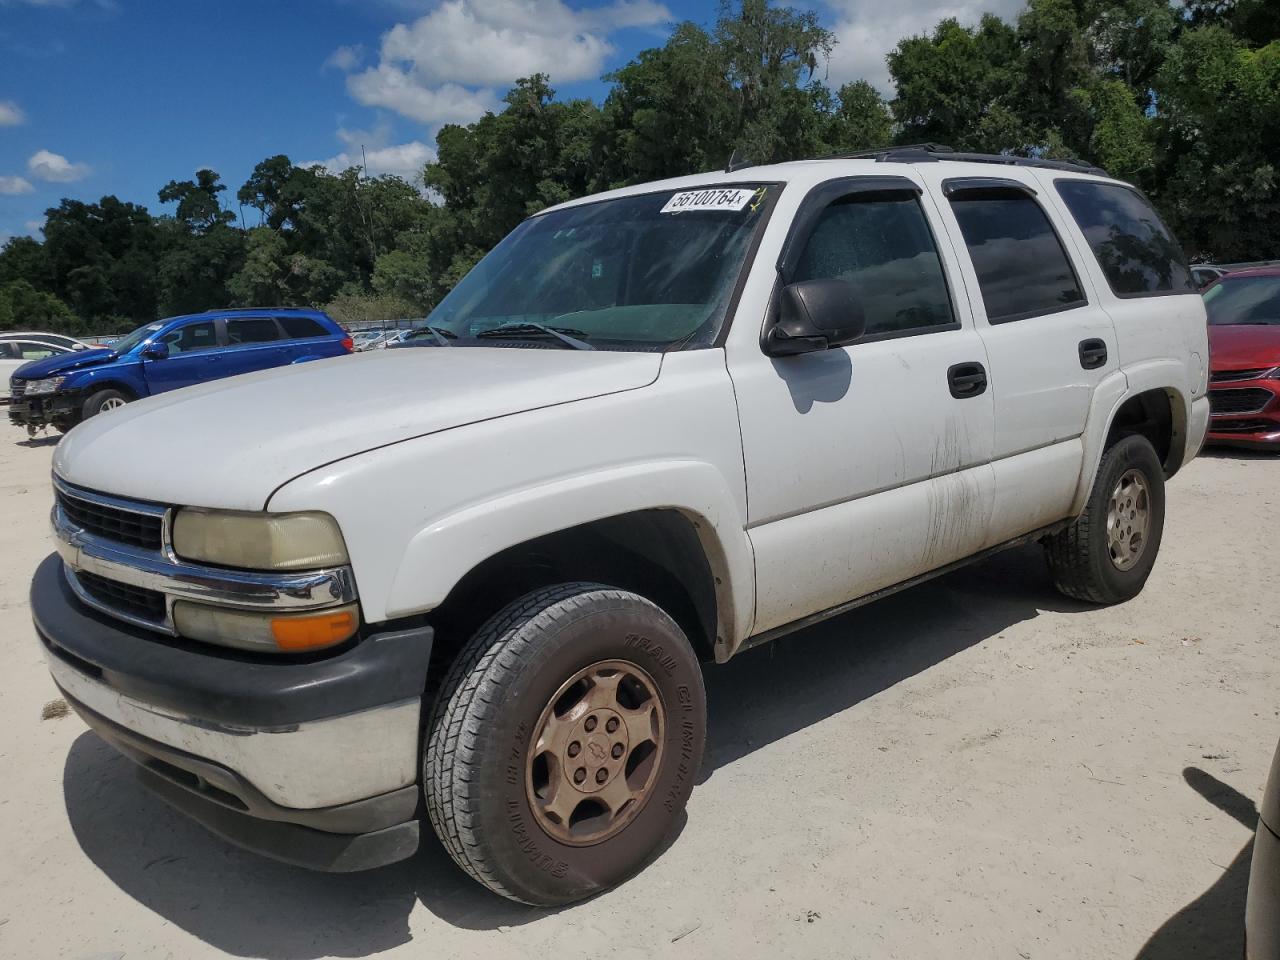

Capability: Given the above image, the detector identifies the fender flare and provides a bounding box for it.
[1071,361,1189,516]
[384,459,756,658]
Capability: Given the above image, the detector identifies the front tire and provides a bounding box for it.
[424,583,706,905]
[1043,434,1166,604]
[81,388,129,419]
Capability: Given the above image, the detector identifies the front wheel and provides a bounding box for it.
[424,583,706,905]
[81,388,130,419]
[1043,434,1166,604]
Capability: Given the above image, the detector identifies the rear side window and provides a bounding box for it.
[791,193,955,337]
[279,315,329,339]
[226,317,281,345]
[1055,180,1194,297]
[949,189,1085,323]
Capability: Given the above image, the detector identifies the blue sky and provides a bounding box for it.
[0,0,1023,244]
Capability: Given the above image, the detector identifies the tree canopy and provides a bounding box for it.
[2,0,1276,334]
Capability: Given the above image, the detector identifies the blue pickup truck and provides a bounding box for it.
[8,308,352,434]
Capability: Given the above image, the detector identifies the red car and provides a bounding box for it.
[1203,267,1280,447]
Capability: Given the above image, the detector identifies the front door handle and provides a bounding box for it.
[947,361,988,399]
[1079,338,1108,370]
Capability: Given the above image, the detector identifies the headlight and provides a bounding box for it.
[25,377,65,395]
[172,509,349,570]
[1267,366,1280,381]
[173,601,359,652]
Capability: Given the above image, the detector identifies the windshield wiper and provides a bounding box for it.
[475,322,595,351]
[423,324,455,346]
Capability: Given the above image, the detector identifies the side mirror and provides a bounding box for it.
[142,340,170,360]
[763,278,867,356]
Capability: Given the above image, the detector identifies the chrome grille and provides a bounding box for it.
[9,379,25,399]
[1211,368,1271,384]
[56,486,164,550]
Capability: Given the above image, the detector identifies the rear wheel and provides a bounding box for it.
[81,388,129,419]
[424,583,706,905]
[1043,434,1166,604]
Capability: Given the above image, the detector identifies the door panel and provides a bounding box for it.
[727,176,996,636]
[223,317,286,376]
[143,321,220,393]
[918,168,1120,526]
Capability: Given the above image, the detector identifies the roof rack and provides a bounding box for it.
[822,143,1109,177]
[199,306,316,313]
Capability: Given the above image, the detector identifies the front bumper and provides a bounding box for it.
[1206,377,1280,447]
[33,553,434,871]
[8,390,80,428]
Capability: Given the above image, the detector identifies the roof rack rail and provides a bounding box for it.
[817,143,1109,177]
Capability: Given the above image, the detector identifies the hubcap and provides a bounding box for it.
[99,397,126,412]
[526,659,664,846]
[1106,468,1150,571]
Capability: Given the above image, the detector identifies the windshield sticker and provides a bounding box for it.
[660,187,758,215]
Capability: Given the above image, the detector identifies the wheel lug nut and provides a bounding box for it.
[606,717,619,733]
[595,768,609,784]
[567,741,580,757]
[611,743,624,759]
[574,767,587,784]
[584,716,597,732]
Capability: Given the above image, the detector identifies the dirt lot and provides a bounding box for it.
[0,433,1276,960]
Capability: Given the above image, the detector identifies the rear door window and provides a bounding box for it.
[278,315,329,339]
[1055,180,1194,297]
[948,186,1086,323]
[226,317,282,346]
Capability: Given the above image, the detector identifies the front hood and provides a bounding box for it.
[15,347,118,380]
[1208,324,1280,370]
[54,347,663,510]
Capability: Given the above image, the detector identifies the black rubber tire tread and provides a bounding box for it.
[82,388,128,419]
[424,582,702,905]
[1043,434,1165,604]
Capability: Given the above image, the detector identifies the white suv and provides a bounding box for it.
[33,148,1210,905]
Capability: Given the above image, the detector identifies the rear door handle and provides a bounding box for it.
[1079,338,1108,370]
[947,361,988,399]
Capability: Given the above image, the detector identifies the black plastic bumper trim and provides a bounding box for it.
[32,552,434,727]
[139,765,420,872]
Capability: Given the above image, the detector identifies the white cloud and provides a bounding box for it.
[324,43,365,72]
[348,67,500,126]
[825,0,1027,94]
[301,123,437,184]
[0,100,25,125]
[347,0,670,127]
[27,148,91,182]
[25,218,44,233]
[0,175,34,194]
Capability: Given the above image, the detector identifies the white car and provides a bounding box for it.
[1,337,81,402]
[33,150,1209,905]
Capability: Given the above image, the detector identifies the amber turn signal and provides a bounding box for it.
[271,609,358,652]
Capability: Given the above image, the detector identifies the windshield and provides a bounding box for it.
[420,184,775,349]
[1204,276,1280,326]
[111,321,166,353]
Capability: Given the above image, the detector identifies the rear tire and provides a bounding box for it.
[81,388,129,419]
[424,583,706,906]
[1043,434,1165,604]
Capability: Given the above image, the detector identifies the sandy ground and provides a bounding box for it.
[0,431,1277,960]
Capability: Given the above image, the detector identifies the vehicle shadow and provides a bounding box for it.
[1134,768,1257,959]
[62,542,1078,957]
[1197,445,1278,461]
[14,434,59,448]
